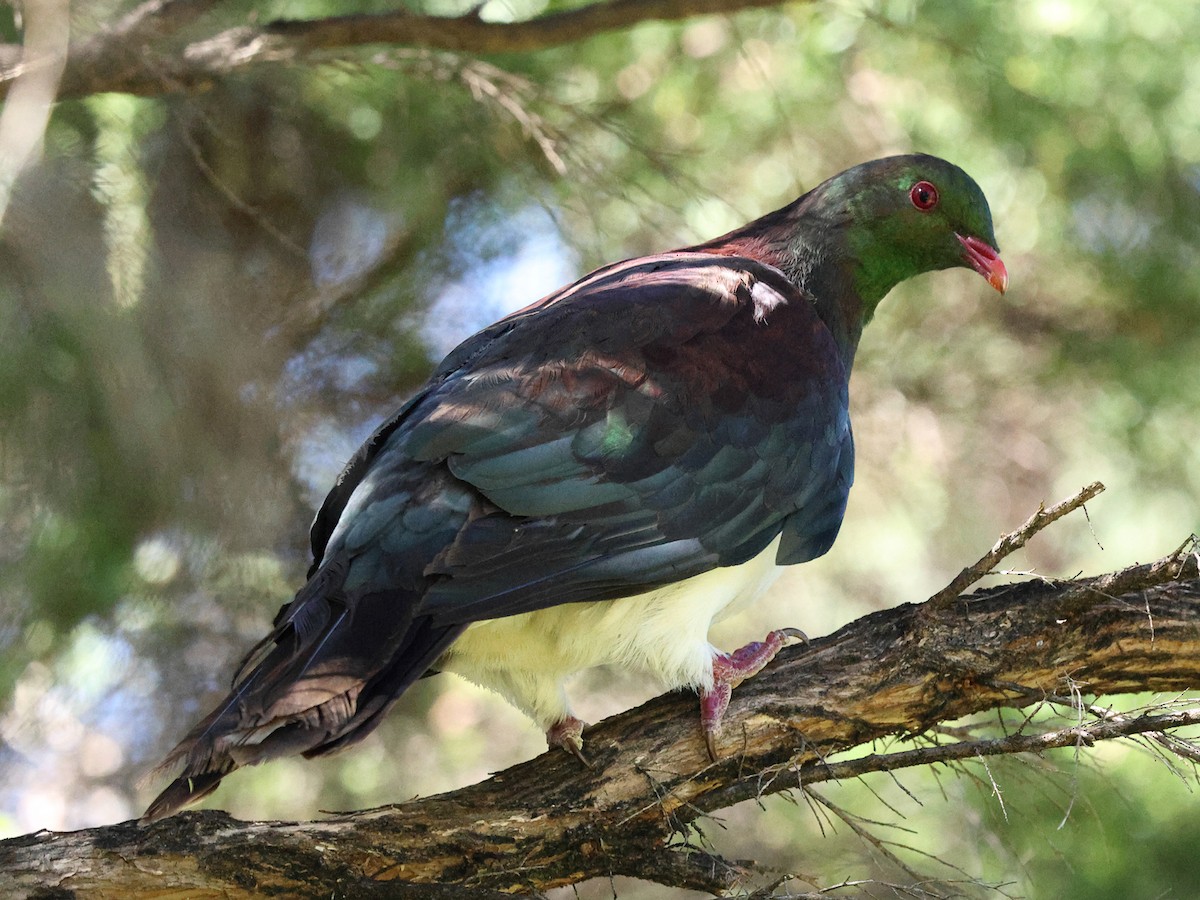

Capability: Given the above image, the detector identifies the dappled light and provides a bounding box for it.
[1,0,1199,896]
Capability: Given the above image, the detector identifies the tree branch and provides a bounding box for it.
[5,0,805,101]
[3,531,1198,897]
[802,706,1200,786]
[926,479,1105,608]
[0,0,69,224]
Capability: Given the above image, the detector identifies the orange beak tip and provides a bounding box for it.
[988,260,1009,294]
[957,233,1009,295]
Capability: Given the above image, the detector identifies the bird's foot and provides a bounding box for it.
[701,627,808,759]
[546,715,590,766]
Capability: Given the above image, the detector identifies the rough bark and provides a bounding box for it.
[2,0,809,101]
[2,538,1198,899]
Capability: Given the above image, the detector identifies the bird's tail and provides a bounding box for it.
[140,559,460,823]
[141,772,226,824]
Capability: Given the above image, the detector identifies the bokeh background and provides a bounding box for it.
[1,0,1199,896]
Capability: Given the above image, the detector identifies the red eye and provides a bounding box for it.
[909,180,939,211]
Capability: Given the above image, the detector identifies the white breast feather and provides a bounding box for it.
[439,535,783,729]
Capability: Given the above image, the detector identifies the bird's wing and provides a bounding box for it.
[319,252,852,627]
[305,253,665,574]
[144,253,853,818]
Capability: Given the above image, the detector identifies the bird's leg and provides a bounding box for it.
[701,627,808,759]
[546,715,590,766]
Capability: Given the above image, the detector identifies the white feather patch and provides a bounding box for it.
[440,535,783,729]
[751,280,789,324]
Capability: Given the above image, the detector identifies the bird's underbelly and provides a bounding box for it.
[438,535,783,725]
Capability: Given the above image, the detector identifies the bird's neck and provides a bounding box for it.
[691,203,887,370]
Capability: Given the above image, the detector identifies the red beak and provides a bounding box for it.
[956,234,1008,294]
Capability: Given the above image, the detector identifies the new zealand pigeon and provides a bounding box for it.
[143,154,1006,822]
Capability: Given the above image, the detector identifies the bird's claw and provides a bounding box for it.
[778,626,809,645]
[701,681,732,761]
[704,729,720,761]
[546,716,591,767]
[701,626,806,759]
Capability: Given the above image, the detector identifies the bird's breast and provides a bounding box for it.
[440,534,784,710]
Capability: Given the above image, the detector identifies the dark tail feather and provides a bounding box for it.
[137,608,351,823]
[138,565,354,822]
[141,572,458,821]
[140,772,225,824]
[303,618,464,758]
[230,558,347,687]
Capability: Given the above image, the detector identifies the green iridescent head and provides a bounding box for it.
[808,154,1007,314]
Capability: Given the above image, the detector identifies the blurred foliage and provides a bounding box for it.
[1,0,1199,896]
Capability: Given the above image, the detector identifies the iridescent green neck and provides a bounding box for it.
[842,226,917,321]
[811,170,921,321]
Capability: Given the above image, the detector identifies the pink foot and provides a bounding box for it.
[701,627,807,759]
[546,715,590,766]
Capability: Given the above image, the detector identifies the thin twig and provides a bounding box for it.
[172,112,308,259]
[792,708,1200,789]
[926,481,1105,608]
[977,754,1007,822]
[999,684,1200,772]
[804,789,932,887]
[457,60,567,175]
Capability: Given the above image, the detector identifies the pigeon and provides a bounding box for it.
[143,154,1006,822]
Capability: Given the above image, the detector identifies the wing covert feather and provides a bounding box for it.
[312,253,853,625]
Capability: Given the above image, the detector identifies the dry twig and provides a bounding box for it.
[926,481,1105,609]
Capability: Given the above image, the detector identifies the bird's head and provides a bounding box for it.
[807,154,1008,315]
